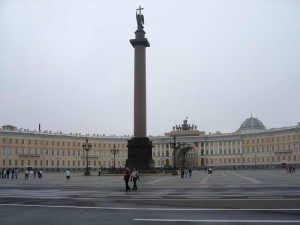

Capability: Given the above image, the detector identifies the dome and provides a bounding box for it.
[238,115,265,132]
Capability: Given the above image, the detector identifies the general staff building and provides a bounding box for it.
[1,116,299,171]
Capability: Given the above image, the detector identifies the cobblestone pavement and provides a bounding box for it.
[1,169,300,224]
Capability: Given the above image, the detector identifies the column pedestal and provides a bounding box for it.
[126,137,154,170]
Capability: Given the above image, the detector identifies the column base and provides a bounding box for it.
[126,137,154,170]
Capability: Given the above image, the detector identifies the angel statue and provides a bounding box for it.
[136,7,144,30]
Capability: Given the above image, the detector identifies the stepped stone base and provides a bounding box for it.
[126,137,154,170]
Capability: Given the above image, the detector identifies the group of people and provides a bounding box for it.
[180,168,193,178]
[24,169,43,180]
[0,168,19,179]
[287,166,296,173]
[123,167,139,191]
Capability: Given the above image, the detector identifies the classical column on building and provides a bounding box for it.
[126,6,154,170]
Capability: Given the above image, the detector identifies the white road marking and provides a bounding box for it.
[1,204,300,211]
[199,174,210,184]
[144,176,176,185]
[226,171,262,184]
[133,219,300,223]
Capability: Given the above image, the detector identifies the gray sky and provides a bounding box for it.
[0,0,299,136]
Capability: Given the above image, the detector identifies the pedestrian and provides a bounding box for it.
[0,169,2,179]
[6,169,10,179]
[180,168,184,178]
[25,169,29,180]
[189,168,192,178]
[124,167,131,191]
[14,168,18,179]
[11,169,15,179]
[65,169,71,181]
[3,169,7,178]
[131,168,139,191]
[39,169,43,178]
[34,169,37,178]
[185,169,188,178]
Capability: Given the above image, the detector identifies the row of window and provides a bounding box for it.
[209,155,300,165]
[243,135,300,144]
[206,144,300,155]
[1,138,125,149]
[1,148,127,158]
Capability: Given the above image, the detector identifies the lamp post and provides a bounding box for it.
[82,138,92,175]
[111,144,119,170]
[170,136,180,169]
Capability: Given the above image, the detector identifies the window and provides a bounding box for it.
[35,140,38,145]
[15,139,18,144]
[28,140,31,144]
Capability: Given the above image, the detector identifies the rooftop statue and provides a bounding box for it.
[173,117,198,131]
[136,6,144,30]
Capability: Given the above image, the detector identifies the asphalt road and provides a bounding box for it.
[1,169,300,224]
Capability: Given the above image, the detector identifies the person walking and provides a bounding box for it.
[14,168,19,179]
[131,168,139,191]
[189,168,192,178]
[25,169,29,180]
[6,169,10,179]
[65,169,71,182]
[124,167,131,191]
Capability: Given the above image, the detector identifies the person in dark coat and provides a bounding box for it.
[124,167,131,191]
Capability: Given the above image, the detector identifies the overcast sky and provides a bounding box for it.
[0,0,299,137]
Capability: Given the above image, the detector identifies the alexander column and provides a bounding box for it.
[126,6,154,170]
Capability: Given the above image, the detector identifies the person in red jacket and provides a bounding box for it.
[124,167,131,191]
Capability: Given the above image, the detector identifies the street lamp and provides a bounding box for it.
[111,144,119,170]
[170,136,180,169]
[82,138,92,175]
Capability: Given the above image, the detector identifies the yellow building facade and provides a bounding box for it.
[1,116,299,171]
